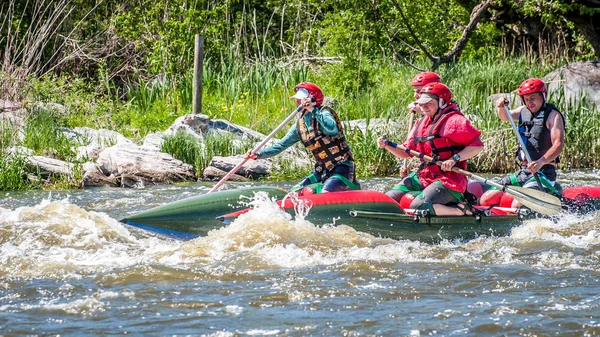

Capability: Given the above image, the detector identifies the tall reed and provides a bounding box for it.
[161,131,253,177]
[22,109,79,161]
[0,155,31,190]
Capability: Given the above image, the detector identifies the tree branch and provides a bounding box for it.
[389,0,438,64]
[371,0,425,71]
[435,0,493,69]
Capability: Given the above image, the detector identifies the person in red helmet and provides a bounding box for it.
[378,82,484,216]
[407,71,441,113]
[246,82,359,193]
[401,71,442,177]
[480,78,565,208]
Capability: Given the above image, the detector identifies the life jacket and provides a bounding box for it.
[411,104,469,192]
[297,106,353,172]
[517,103,565,163]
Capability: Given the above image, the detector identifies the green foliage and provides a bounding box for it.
[201,60,309,134]
[161,131,252,177]
[0,154,32,191]
[3,0,598,89]
[112,0,227,75]
[345,124,401,178]
[318,60,377,98]
[116,80,181,138]
[496,0,598,59]
[458,22,503,60]
[551,86,600,168]
[22,108,80,162]
[1,120,18,150]
[28,74,120,132]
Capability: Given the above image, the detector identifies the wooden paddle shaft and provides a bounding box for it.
[402,110,416,169]
[208,106,302,194]
[501,103,544,190]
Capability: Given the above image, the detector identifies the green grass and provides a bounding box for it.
[1,119,18,149]
[161,131,253,178]
[552,87,600,168]
[0,105,90,190]
[0,154,32,190]
[22,108,80,162]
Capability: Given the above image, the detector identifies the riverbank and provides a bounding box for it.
[1,56,599,191]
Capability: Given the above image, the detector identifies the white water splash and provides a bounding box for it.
[281,191,313,220]
[0,199,181,279]
[175,190,600,271]
[3,192,600,279]
[510,211,600,247]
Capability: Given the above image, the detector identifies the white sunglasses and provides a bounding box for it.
[291,87,310,100]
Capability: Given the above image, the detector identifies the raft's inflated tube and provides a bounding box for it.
[399,191,418,209]
[121,186,289,238]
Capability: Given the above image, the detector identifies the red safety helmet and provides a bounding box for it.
[420,82,452,107]
[411,71,441,87]
[517,78,547,97]
[294,82,324,107]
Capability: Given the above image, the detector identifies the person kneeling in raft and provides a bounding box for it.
[479,78,565,208]
[246,82,360,193]
[378,82,484,216]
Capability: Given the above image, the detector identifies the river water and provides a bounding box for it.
[1,171,600,336]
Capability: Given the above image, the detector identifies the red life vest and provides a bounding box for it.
[411,105,469,192]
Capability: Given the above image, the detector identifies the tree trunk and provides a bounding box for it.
[566,13,600,59]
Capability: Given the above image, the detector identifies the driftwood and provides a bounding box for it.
[26,156,74,177]
[202,166,251,182]
[94,144,195,188]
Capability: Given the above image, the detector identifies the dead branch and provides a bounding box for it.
[283,56,343,67]
[387,0,492,71]
[433,0,493,69]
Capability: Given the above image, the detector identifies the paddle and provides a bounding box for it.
[501,99,544,190]
[400,110,416,177]
[207,105,302,194]
[383,139,562,215]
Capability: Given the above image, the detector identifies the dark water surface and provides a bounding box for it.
[1,171,600,336]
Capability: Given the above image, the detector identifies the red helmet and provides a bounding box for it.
[517,78,547,96]
[420,82,452,106]
[294,82,324,106]
[411,71,441,87]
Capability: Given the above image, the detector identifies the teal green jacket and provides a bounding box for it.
[256,107,353,167]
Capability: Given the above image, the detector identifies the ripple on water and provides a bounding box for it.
[2,182,600,335]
